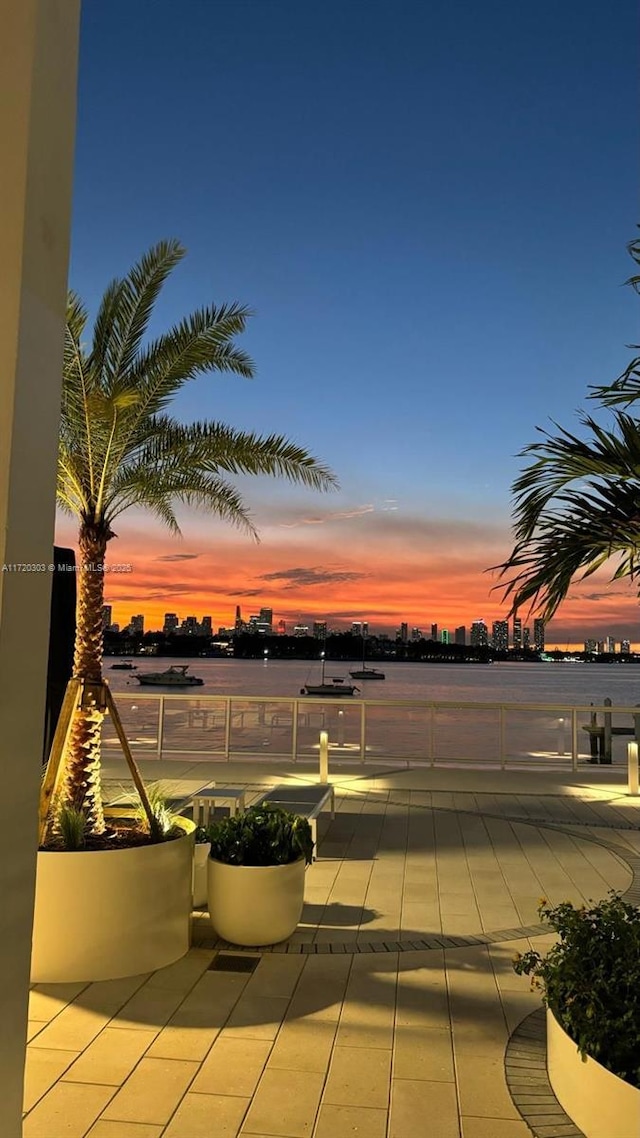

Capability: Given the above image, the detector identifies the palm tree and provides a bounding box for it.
[57,239,337,834]
[495,235,640,623]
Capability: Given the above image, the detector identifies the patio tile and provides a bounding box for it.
[28,1004,116,1053]
[23,1047,81,1112]
[26,1020,48,1042]
[455,1055,522,1120]
[223,994,290,1040]
[242,1068,325,1136]
[101,1057,199,1125]
[389,1078,460,1138]
[23,1081,115,1138]
[110,984,193,1031]
[163,1092,249,1138]
[243,953,306,999]
[61,1027,158,1085]
[267,1019,336,1072]
[192,1037,272,1095]
[461,1117,534,1137]
[393,1025,455,1082]
[144,948,213,990]
[28,983,90,1022]
[323,1045,392,1108]
[86,1124,163,1138]
[314,1103,388,1138]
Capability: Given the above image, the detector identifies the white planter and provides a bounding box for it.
[547,1008,640,1138]
[193,841,211,908]
[207,857,306,946]
[31,818,195,983]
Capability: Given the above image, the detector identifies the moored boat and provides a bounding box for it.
[134,664,204,687]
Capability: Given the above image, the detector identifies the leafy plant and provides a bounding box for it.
[207,804,314,867]
[513,892,640,1087]
[56,805,88,851]
[194,826,210,844]
[135,783,178,842]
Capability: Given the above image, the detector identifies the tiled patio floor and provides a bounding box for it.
[23,766,640,1138]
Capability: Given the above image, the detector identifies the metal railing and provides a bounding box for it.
[101,692,640,770]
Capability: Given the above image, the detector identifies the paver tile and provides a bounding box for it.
[62,1027,157,1086]
[23,1047,81,1111]
[192,1036,272,1095]
[389,1078,460,1138]
[323,1044,392,1108]
[242,1068,325,1136]
[163,1091,249,1137]
[23,1081,115,1138]
[101,1057,198,1125]
[314,1103,388,1137]
[86,1124,163,1138]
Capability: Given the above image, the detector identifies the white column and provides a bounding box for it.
[0,3,80,1134]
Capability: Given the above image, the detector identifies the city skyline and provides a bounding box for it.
[59,1,638,648]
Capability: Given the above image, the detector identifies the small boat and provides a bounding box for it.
[110,660,137,671]
[300,650,359,697]
[349,665,385,680]
[349,628,385,680]
[134,664,204,687]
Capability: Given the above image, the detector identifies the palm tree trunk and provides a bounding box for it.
[63,526,108,833]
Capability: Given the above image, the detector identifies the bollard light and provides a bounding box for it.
[628,741,639,796]
[319,730,329,784]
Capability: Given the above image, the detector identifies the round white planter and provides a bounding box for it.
[31,818,195,983]
[547,1008,640,1138]
[207,856,306,946]
[193,841,211,908]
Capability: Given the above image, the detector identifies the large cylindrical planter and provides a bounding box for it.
[207,857,306,946]
[31,819,195,982]
[547,1009,640,1138]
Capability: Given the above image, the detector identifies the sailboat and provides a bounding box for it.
[300,650,359,697]
[349,631,385,680]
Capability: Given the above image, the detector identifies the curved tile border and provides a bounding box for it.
[505,1008,585,1137]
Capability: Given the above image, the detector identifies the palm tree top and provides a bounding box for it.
[59,240,337,539]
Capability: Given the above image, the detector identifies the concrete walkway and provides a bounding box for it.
[23,763,640,1138]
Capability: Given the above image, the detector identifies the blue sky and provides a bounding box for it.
[64,0,640,642]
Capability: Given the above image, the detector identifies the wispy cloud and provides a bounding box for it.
[155,553,200,562]
[278,504,374,528]
[259,566,366,589]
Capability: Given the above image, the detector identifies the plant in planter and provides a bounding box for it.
[32,240,335,982]
[513,892,640,1138]
[206,804,314,945]
[192,825,212,909]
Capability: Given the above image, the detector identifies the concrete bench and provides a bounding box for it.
[252,783,335,856]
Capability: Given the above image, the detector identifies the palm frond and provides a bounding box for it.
[106,464,256,537]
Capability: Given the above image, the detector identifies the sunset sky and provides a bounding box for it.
[61,0,639,647]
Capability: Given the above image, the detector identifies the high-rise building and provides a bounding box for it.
[234,605,243,632]
[277,619,287,635]
[533,618,545,651]
[621,639,631,654]
[441,630,450,644]
[181,616,199,635]
[101,604,112,630]
[431,623,438,641]
[163,612,178,634]
[399,622,408,643]
[411,627,422,641]
[454,626,466,645]
[492,620,508,651]
[606,635,616,654]
[130,614,144,634]
[201,616,212,635]
[584,639,597,653]
[470,619,488,647]
[293,624,310,636]
[513,617,522,650]
[313,621,326,639]
[523,627,531,649]
[259,607,273,632]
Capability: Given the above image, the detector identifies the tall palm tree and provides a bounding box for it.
[495,235,640,623]
[57,239,337,834]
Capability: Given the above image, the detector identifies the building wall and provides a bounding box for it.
[0,3,80,1133]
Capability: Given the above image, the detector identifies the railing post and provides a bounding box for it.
[571,708,578,770]
[628,741,639,795]
[156,696,164,758]
[603,697,612,764]
[360,701,366,762]
[292,699,299,764]
[224,697,231,760]
[429,704,435,766]
[319,730,329,783]
[499,706,506,769]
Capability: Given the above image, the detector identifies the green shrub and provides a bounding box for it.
[207,804,314,867]
[513,892,640,1087]
[56,805,87,850]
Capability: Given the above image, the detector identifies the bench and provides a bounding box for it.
[252,782,335,857]
[191,787,246,826]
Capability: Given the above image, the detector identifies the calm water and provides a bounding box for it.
[107,656,640,708]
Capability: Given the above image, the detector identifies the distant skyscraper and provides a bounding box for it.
[606,635,615,654]
[234,605,243,632]
[533,618,545,651]
[259,607,273,632]
[441,630,450,644]
[523,627,531,649]
[277,619,287,635]
[293,624,309,636]
[513,617,522,649]
[163,612,178,634]
[182,616,198,635]
[101,604,112,630]
[399,622,408,643]
[201,616,212,635]
[492,620,508,651]
[470,619,488,647]
[351,621,363,636]
[411,627,422,641]
[313,621,326,639]
[621,639,631,654]
[454,626,466,645]
[130,614,144,634]
[431,623,438,641]
[584,639,597,653]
